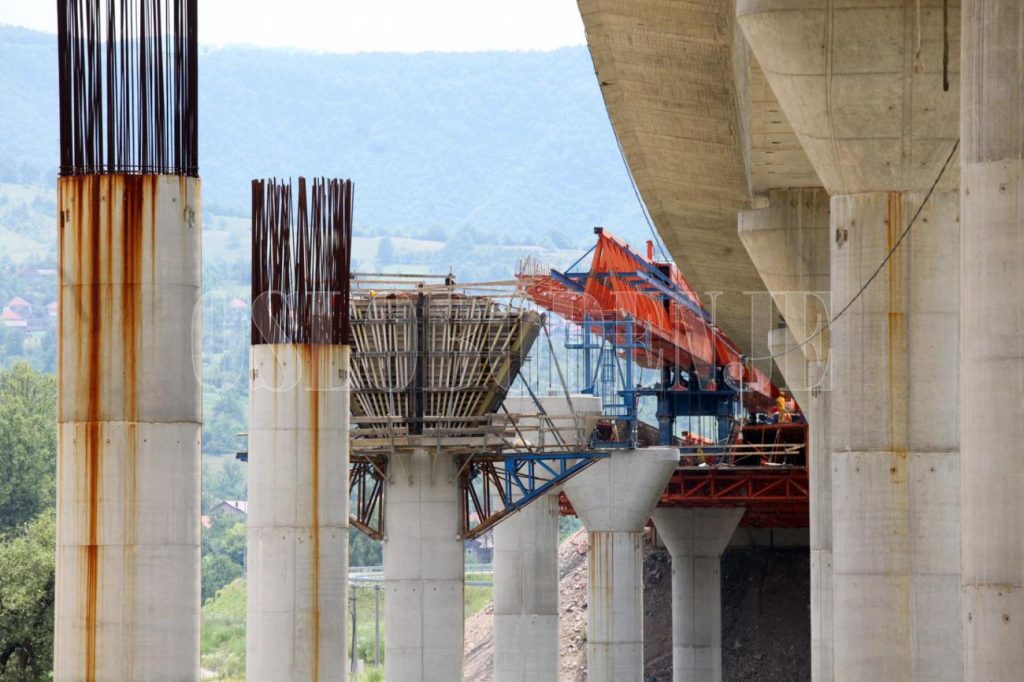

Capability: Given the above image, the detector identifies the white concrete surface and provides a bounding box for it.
[563,448,679,682]
[383,449,463,681]
[55,175,202,681]
[960,2,1024,678]
[739,187,831,362]
[246,344,350,682]
[829,191,961,681]
[492,394,603,681]
[737,0,961,197]
[806,362,833,682]
[739,5,964,678]
[492,494,560,682]
[652,508,743,682]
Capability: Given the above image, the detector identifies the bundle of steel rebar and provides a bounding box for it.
[251,177,354,345]
[57,0,198,176]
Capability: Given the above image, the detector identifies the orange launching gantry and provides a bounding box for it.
[518,228,800,448]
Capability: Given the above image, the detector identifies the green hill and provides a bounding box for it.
[0,25,649,252]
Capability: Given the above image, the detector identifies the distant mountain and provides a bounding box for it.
[0,25,650,252]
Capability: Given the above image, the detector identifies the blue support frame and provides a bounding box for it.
[499,450,609,513]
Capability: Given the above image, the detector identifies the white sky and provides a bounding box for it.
[0,0,587,53]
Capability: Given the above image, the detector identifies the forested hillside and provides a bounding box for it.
[0,25,647,248]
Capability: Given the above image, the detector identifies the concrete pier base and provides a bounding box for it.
[563,448,678,682]
[245,344,350,682]
[652,508,743,682]
[54,175,202,681]
[493,493,560,681]
[383,450,463,681]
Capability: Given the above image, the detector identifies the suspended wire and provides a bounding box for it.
[747,137,960,363]
[582,44,670,262]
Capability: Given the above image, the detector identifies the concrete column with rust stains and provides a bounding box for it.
[55,175,202,680]
[493,395,603,681]
[960,1,1024,678]
[383,449,464,681]
[562,448,679,682]
[738,3,963,677]
[829,191,961,681]
[245,343,350,682]
[651,508,744,682]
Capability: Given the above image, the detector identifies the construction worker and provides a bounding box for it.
[775,391,791,423]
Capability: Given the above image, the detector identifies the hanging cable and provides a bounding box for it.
[748,137,960,363]
[582,43,670,262]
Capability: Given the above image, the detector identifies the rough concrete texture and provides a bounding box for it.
[960,1,1024,678]
[246,344,350,682]
[739,187,831,362]
[652,508,744,682]
[54,175,202,681]
[738,0,961,196]
[563,448,679,681]
[493,395,603,681]
[384,449,464,681]
[829,191,961,680]
[493,494,560,681]
[805,366,833,682]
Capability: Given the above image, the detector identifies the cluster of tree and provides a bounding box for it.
[201,514,247,604]
[0,363,56,680]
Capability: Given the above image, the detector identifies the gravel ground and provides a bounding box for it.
[464,529,811,681]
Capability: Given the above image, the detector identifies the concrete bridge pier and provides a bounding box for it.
[383,449,464,681]
[55,176,202,681]
[740,187,832,680]
[493,493,561,681]
[246,344,350,682]
[651,508,743,682]
[739,3,963,678]
[563,448,678,682]
[960,1,1024,677]
[493,394,603,681]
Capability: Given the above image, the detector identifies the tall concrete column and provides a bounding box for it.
[830,191,960,681]
[493,394,602,681]
[493,494,560,681]
[383,450,464,681]
[960,1,1024,677]
[739,3,963,678]
[806,362,833,682]
[55,176,202,680]
[563,448,679,682]
[651,508,743,682]
[246,344,350,681]
[740,187,832,679]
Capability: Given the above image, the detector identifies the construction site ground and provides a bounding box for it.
[464,529,810,681]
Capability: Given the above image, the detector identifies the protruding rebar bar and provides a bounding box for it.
[251,177,354,345]
[57,0,199,176]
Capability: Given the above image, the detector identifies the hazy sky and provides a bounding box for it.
[0,0,587,53]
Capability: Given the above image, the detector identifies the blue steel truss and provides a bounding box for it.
[500,450,608,510]
[460,450,608,539]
